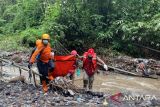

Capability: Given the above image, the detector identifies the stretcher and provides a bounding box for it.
[51,55,76,78]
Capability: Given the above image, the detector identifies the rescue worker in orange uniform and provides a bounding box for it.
[28,39,43,83]
[29,39,42,62]
[28,34,54,92]
[82,48,108,90]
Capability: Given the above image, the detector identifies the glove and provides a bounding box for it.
[103,64,108,71]
[28,63,32,69]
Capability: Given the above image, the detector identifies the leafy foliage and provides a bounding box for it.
[0,0,160,56]
[21,28,42,47]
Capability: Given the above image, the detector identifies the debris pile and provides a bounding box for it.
[108,56,160,76]
[0,80,160,107]
[50,77,81,94]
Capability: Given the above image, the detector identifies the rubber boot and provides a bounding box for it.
[42,80,48,92]
[39,76,43,85]
[83,80,88,90]
[48,72,54,81]
[89,80,93,91]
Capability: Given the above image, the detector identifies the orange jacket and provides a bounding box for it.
[29,39,42,61]
[29,41,52,63]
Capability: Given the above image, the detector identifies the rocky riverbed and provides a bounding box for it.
[0,80,160,107]
[0,50,160,107]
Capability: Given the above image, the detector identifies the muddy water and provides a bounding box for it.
[1,66,40,84]
[75,73,160,96]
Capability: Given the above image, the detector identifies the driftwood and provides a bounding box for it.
[108,65,140,76]
[8,76,26,83]
[98,62,159,79]
[109,65,158,79]
[98,62,140,76]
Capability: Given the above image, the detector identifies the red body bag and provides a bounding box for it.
[51,55,76,78]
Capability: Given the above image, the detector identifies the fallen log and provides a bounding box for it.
[108,65,140,76]
[98,62,140,76]
[109,65,158,79]
[98,62,159,79]
[8,75,26,83]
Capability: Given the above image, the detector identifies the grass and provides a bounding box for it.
[0,35,29,52]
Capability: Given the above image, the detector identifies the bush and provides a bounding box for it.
[21,28,42,47]
[0,35,28,51]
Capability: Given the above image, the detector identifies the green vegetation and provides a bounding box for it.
[0,0,160,56]
[0,35,28,51]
